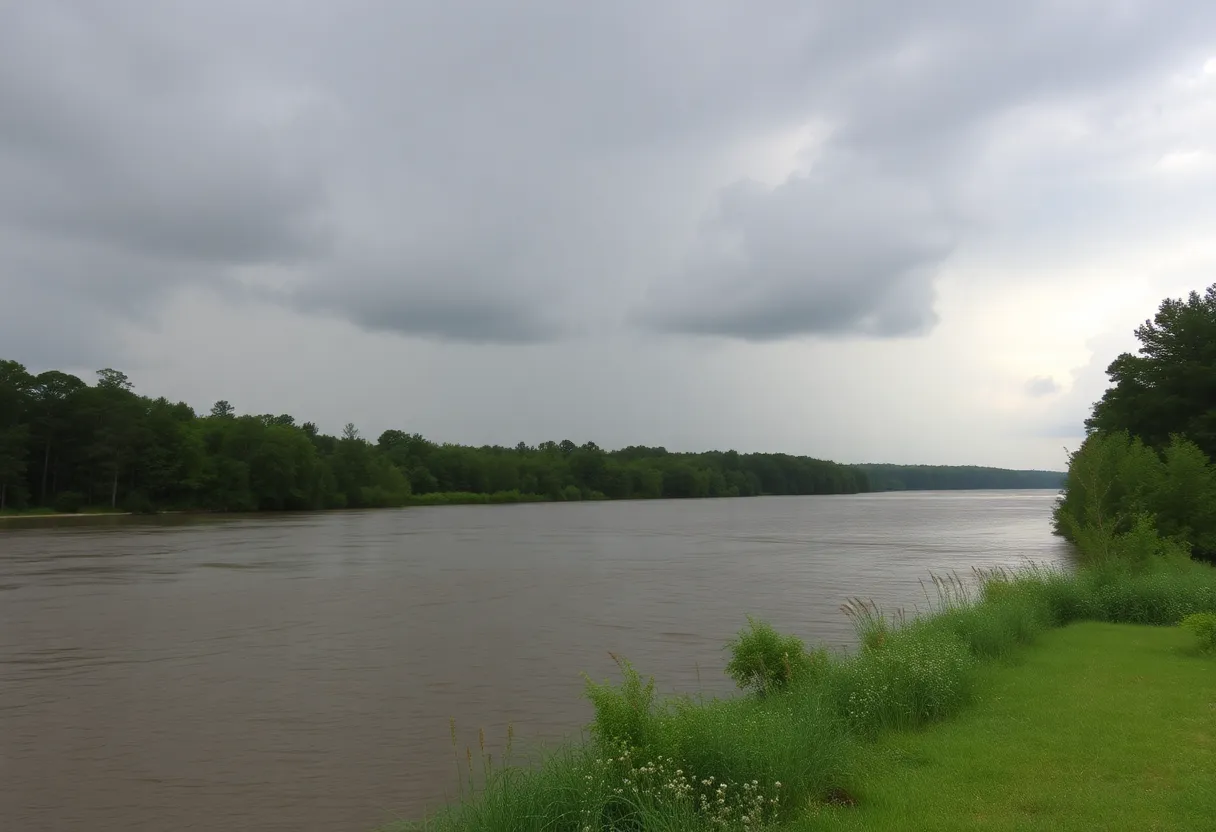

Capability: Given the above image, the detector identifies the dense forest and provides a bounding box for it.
[0,359,1070,515]
[1054,283,1216,563]
[0,359,874,513]
[858,465,1065,491]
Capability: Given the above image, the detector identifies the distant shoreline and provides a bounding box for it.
[0,487,1065,523]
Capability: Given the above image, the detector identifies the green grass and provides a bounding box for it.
[796,622,1216,832]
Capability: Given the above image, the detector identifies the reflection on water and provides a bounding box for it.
[0,491,1070,831]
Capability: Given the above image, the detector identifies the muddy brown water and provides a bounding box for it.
[0,491,1070,831]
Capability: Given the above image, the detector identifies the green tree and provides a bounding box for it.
[1087,284,1216,457]
[136,398,204,507]
[87,368,144,508]
[0,361,33,509]
[1,354,880,513]
[29,370,87,503]
[1052,430,1165,560]
[1056,283,1216,564]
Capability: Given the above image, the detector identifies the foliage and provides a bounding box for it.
[831,621,975,736]
[584,655,658,750]
[1054,430,1216,564]
[925,572,1050,660]
[1087,283,1216,459]
[582,659,850,827]
[725,616,823,696]
[0,357,883,515]
[1179,612,1216,652]
[858,464,1064,491]
[1053,283,1216,563]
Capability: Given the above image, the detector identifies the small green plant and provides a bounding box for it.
[584,653,657,749]
[725,617,820,696]
[1179,612,1216,652]
[841,597,897,651]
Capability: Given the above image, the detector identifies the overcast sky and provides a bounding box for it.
[2,1,1215,470]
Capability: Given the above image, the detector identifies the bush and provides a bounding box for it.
[725,617,823,696]
[984,564,1093,627]
[1180,612,1216,652]
[1053,431,1164,555]
[1055,430,1216,565]
[649,689,849,815]
[829,623,975,736]
[584,655,657,749]
[931,599,1045,660]
[53,491,85,513]
[1083,562,1216,625]
[579,648,850,825]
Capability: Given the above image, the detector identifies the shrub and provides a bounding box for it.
[725,617,822,696]
[1082,562,1216,625]
[841,597,892,651]
[584,654,657,749]
[829,623,975,736]
[53,491,85,513]
[648,687,850,814]
[1053,430,1164,556]
[916,571,1050,660]
[1180,612,1216,652]
[1005,564,1097,625]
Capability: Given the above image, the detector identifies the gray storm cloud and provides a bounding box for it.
[639,156,953,340]
[2,0,1216,364]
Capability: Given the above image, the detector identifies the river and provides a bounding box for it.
[0,491,1070,831]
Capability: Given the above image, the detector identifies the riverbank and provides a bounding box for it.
[800,621,1216,831]
[385,560,1216,831]
[0,487,1066,522]
[0,508,130,520]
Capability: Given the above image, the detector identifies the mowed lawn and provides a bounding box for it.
[794,622,1216,832]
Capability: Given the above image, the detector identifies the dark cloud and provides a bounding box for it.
[1,0,1214,356]
[638,155,952,339]
[0,6,330,266]
[1025,376,1061,397]
[295,267,564,344]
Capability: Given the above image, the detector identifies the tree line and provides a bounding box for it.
[858,464,1064,492]
[0,360,874,513]
[1054,283,1216,563]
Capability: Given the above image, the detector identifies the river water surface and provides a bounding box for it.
[0,491,1070,831]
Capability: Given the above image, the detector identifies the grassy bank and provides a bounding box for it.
[800,621,1216,831]
[381,560,1216,831]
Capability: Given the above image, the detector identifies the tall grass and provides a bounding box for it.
[388,557,1216,832]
